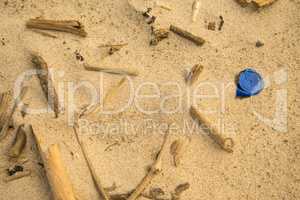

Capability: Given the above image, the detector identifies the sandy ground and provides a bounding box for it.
[0,0,300,199]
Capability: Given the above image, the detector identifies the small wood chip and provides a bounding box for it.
[150,28,169,45]
[8,124,27,158]
[4,170,31,182]
[186,64,203,85]
[170,25,205,46]
[26,19,87,37]
[192,0,201,22]
[208,22,216,31]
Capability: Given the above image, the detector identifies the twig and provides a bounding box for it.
[73,126,111,200]
[127,128,170,200]
[4,170,31,182]
[185,64,203,85]
[31,29,58,38]
[84,63,138,76]
[31,53,59,118]
[218,16,224,31]
[170,25,205,46]
[26,19,87,37]
[190,106,234,153]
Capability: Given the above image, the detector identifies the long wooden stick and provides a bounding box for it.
[26,19,87,37]
[31,53,59,118]
[170,25,205,46]
[190,106,234,153]
[127,128,170,200]
[30,125,77,200]
[73,126,111,200]
[84,63,138,77]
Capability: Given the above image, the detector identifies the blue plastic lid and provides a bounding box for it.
[236,68,264,97]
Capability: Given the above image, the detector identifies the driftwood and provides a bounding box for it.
[73,127,111,200]
[8,124,27,158]
[0,86,27,141]
[84,63,138,77]
[170,25,205,46]
[31,125,78,200]
[127,128,170,200]
[31,53,59,118]
[26,19,87,37]
[190,106,234,153]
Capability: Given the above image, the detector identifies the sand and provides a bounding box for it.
[0,0,299,199]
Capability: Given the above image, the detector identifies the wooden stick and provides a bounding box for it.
[127,128,170,200]
[73,126,111,200]
[30,125,77,200]
[26,19,87,37]
[4,170,31,182]
[31,29,58,38]
[31,53,59,118]
[8,124,27,158]
[190,106,234,153]
[170,25,205,46]
[0,86,27,141]
[84,63,138,77]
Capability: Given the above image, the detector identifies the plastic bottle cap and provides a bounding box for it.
[236,68,264,97]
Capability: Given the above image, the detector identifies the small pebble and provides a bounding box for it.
[256,40,264,48]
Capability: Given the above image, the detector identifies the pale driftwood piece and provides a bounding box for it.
[73,127,111,200]
[0,87,27,141]
[190,106,234,153]
[170,25,205,46]
[8,125,27,158]
[186,64,203,85]
[32,126,78,200]
[84,63,138,77]
[4,170,31,182]
[26,19,87,37]
[170,140,184,167]
[192,0,201,22]
[127,128,170,200]
[31,53,59,118]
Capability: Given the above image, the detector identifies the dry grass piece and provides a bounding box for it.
[190,106,234,152]
[170,25,205,46]
[84,63,138,77]
[186,64,203,85]
[170,140,184,167]
[8,125,27,158]
[31,53,59,118]
[26,19,87,37]
[127,128,170,200]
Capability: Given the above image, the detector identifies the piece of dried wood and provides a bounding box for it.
[8,124,27,158]
[170,25,205,46]
[31,125,78,200]
[252,0,277,7]
[127,128,170,200]
[26,19,87,37]
[73,126,111,200]
[190,106,234,152]
[31,53,59,118]
[172,182,190,200]
[192,0,201,22]
[4,170,31,182]
[0,91,12,131]
[150,27,169,45]
[185,64,203,85]
[84,63,138,77]
[0,86,27,141]
[170,140,184,167]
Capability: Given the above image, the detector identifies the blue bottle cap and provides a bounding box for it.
[236,68,264,97]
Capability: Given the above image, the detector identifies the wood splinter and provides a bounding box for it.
[170,25,205,46]
[8,124,27,158]
[26,19,87,37]
[185,64,204,85]
[127,128,170,200]
[84,63,139,77]
[190,106,234,153]
[31,53,59,118]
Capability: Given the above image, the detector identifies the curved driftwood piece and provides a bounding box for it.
[190,106,234,153]
[31,53,59,118]
[26,19,87,37]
